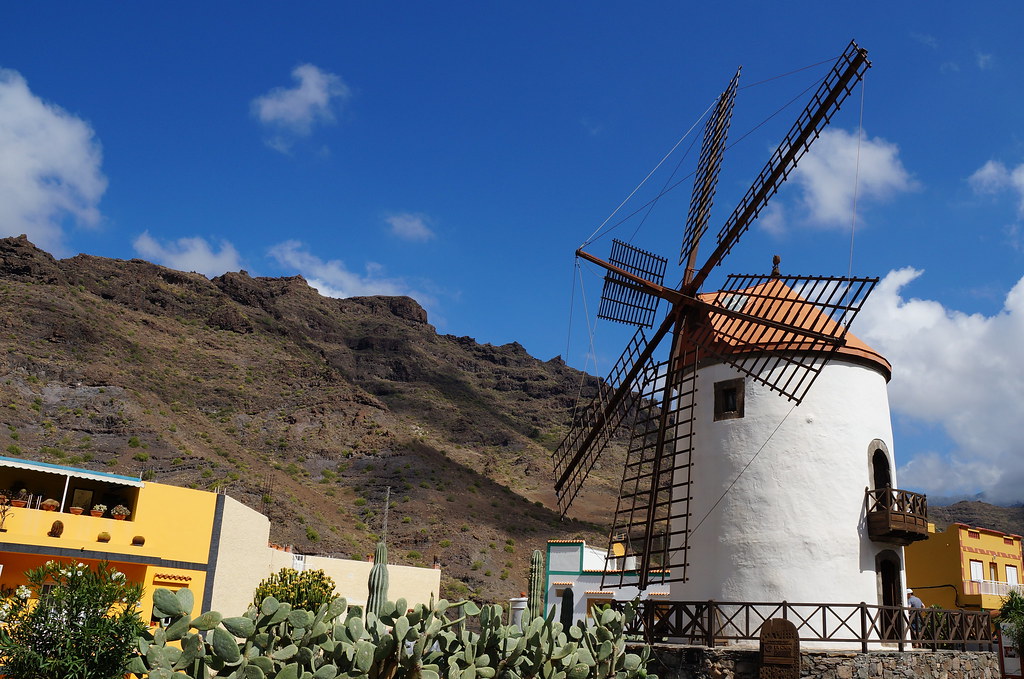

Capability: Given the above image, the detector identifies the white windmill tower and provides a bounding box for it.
[551,41,928,642]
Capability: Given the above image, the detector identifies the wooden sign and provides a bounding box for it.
[759,618,799,679]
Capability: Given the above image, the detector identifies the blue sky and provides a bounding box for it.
[3,3,1023,504]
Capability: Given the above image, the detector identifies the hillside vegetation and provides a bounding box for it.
[0,235,627,603]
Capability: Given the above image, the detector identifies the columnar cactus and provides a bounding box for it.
[528,549,544,620]
[560,586,575,629]
[367,540,389,616]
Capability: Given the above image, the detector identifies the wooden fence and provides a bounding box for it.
[611,599,995,651]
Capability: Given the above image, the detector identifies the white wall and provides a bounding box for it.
[673,359,905,614]
[210,496,440,615]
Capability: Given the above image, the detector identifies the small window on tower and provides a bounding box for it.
[714,378,745,421]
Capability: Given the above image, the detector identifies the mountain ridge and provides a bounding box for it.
[0,235,626,603]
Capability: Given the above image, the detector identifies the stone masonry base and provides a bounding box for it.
[649,645,1001,679]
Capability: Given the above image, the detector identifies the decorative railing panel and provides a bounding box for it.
[613,600,995,652]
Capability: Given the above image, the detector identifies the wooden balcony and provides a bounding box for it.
[865,487,928,545]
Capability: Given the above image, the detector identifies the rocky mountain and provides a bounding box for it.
[929,501,1024,538]
[0,235,628,603]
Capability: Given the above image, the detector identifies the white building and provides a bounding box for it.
[544,539,669,625]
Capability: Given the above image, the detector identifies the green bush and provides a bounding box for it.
[253,568,336,612]
[0,560,144,679]
[1000,589,1024,657]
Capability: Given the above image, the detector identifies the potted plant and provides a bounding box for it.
[40,498,59,512]
[69,506,84,515]
[91,503,107,517]
[111,505,131,520]
[11,488,29,508]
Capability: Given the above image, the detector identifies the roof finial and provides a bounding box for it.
[771,254,781,278]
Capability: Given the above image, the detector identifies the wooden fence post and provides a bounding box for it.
[860,602,868,653]
[705,600,715,648]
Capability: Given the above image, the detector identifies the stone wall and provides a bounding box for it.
[649,645,1001,679]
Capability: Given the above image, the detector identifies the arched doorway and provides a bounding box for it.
[876,550,903,642]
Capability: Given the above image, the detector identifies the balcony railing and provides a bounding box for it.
[865,487,928,545]
[612,599,995,651]
[964,579,1024,597]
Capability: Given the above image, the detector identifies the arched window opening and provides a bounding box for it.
[872,449,892,490]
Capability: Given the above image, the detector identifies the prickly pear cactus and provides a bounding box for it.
[366,540,389,617]
[528,549,545,620]
[131,586,656,679]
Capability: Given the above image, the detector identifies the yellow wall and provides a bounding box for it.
[905,522,1024,611]
[0,475,215,621]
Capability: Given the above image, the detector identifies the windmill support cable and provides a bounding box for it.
[688,403,799,538]
[592,75,826,247]
[580,98,720,248]
[848,76,866,278]
[570,258,602,423]
[630,130,703,242]
[738,54,845,91]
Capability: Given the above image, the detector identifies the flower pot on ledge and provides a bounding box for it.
[90,510,103,517]
[113,514,127,521]
[11,500,27,508]
[69,507,83,515]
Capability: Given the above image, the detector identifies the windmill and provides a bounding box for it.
[553,41,878,592]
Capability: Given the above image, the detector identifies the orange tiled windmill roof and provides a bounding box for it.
[679,276,891,381]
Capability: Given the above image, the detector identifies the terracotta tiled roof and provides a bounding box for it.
[681,278,891,380]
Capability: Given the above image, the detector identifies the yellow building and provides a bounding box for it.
[0,456,440,620]
[905,522,1023,611]
[0,456,216,623]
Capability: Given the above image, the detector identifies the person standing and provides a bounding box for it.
[907,588,925,646]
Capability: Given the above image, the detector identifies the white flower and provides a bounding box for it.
[16,585,30,599]
[76,570,83,576]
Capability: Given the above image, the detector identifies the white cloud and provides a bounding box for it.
[784,128,916,230]
[133,231,242,277]
[910,33,938,49]
[969,159,1024,216]
[856,268,1024,503]
[385,213,435,242]
[976,52,994,70]
[251,64,350,152]
[267,240,436,306]
[0,68,107,256]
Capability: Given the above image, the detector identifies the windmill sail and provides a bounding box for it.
[598,239,668,328]
[602,349,698,589]
[690,41,870,290]
[680,68,740,271]
[552,325,659,514]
